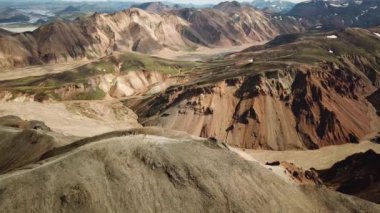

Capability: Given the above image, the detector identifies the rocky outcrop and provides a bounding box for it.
[0,115,51,131]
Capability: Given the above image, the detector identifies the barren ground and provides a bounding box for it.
[153,43,260,61]
[247,141,380,170]
[0,101,141,137]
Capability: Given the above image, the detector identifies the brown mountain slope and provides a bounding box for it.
[0,52,197,102]
[318,149,380,204]
[173,7,307,47]
[0,115,67,175]
[0,28,12,36]
[0,7,307,69]
[0,126,56,175]
[129,27,380,150]
[0,127,378,212]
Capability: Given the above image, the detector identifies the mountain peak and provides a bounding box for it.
[131,1,172,13]
[214,1,245,12]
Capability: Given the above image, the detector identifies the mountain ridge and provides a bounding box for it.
[288,0,380,28]
[0,6,308,69]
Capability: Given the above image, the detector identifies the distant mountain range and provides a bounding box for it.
[0,3,307,68]
[1,0,380,68]
[0,7,51,24]
[1,0,380,29]
[288,0,380,28]
[131,2,175,13]
[251,0,296,13]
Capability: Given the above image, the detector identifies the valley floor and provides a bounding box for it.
[153,43,258,61]
[0,42,261,81]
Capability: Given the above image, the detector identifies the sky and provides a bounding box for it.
[130,0,306,3]
[57,0,307,4]
[0,0,307,4]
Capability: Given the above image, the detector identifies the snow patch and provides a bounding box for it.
[374,33,380,38]
[326,35,338,39]
[329,3,348,8]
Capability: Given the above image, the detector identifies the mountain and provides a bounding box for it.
[57,6,80,15]
[0,115,56,174]
[131,2,173,13]
[288,0,380,28]
[251,0,296,13]
[172,6,306,47]
[213,1,251,12]
[1,2,380,212]
[0,7,30,23]
[0,6,53,25]
[0,1,158,29]
[0,27,12,36]
[130,27,380,150]
[0,7,307,68]
[1,14,379,152]
[0,124,378,212]
[318,149,380,204]
[2,26,379,151]
[0,52,198,102]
